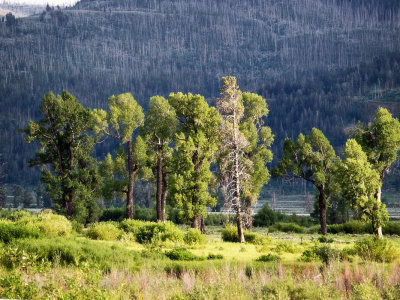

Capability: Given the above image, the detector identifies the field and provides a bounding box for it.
[1,211,400,299]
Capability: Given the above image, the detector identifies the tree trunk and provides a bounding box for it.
[200,217,206,233]
[161,168,168,223]
[318,187,327,235]
[245,200,253,232]
[192,214,200,230]
[65,191,74,217]
[374,185,383,239]
[156,146,163,221]
[233,109,245,243]
[126,140,134,219]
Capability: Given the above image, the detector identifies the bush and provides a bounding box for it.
[256,254,281,262]
[165,248,205,261]
[184,228,205,245]
[300,244,344,264]
[71,220,84,234]
[254,203,315,227]
[99,207,125,222]
[14,237,139,270]
[221,224,239,242]
[23,211,72,237]
[354,237,398,262]
[274,241,298,253]
[221,224,268,244]
[307,225,321,234]
[207,253,223,260]
[0,223,41,243]
[100,205,156,222]
[119,220,184,244]
[205,213,229,226]
[270,222,305,233]
[383,221,400,235]
[0,210,32,221]
[86,222,123,240]
[318,235,333,243]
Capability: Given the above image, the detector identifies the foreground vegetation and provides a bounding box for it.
[1,210,400,299]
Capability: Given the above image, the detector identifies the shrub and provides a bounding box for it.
[221,224,239,242]
[318,235,333,243]
[207,253,223,260]
[184,228,205,245]
[0,210,32,221]
[24,211,72,237]
[221,224,268,244]
[165,248,205,261]
[119,220,184,244]
[300,244,344,264]
[205,213,229,226]
[354,237,398,262]
[274,241,298,253]
[71,220,84,234]
[383,221,400,235]
[14,237,138,270]
[0,223,41,243]
[256,254,281,262]
[307,225,321,234]
[99,207,125,222]
[86,222,123,240]
[270,222,305,233]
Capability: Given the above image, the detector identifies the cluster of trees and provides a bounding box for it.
[23,77,274,236]
[23,76,400,240]
[273,108,400,238]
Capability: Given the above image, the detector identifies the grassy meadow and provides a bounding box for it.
[1,210,400,299]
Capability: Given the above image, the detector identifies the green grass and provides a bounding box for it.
[1,215,400,299]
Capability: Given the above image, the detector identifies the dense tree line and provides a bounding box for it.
[23,76,400,239]
[23,77,274,238]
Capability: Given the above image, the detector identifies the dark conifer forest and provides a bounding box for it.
[0,0,400,190]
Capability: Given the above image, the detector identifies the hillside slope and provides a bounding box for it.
[0,0,399,184]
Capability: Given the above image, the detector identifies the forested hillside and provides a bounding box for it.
[0,0,399,185]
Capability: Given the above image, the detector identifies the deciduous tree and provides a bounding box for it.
[272,128,337,235]
[141,96,177,222]
[352,107,400,237]
[23,91,100,220]
[336,139,386,234]
[93,93,144,219]
[168,92,222,231]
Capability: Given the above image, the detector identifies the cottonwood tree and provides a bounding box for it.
[93,93,145,219]
[141,96,177,222]
[240,92,274,231]
[216,76,249,242]
[168,92,222,231]
[272,128,337,235]
[352,107,400,237]
[336,139,386,235]
[23,91,100,220]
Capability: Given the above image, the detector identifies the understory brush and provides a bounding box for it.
[8,237,141,271]
[119,219,184,244]
[353,237,398,262]
[221,224,269,244]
